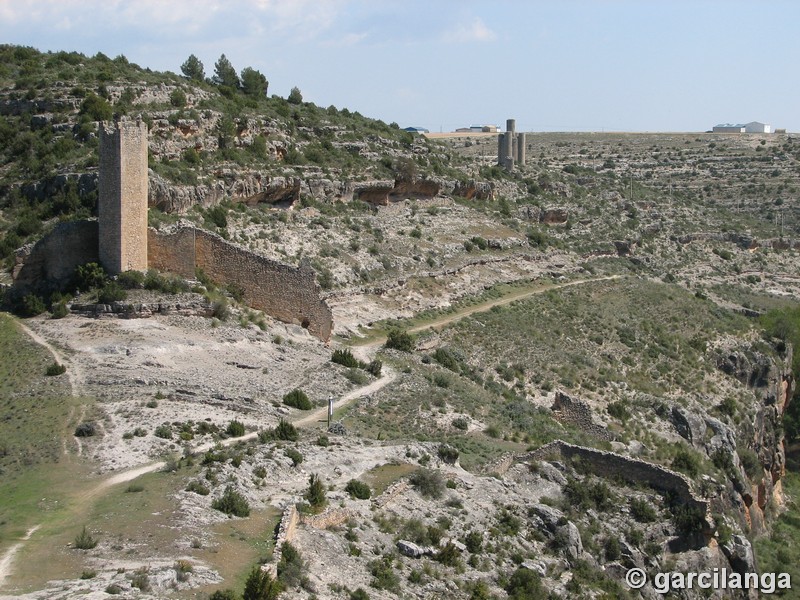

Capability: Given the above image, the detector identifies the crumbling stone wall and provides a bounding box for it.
[148,226,333,341]
[12,220,99,294]
[524,441,709,516]
[551,390,614,441]
[301,508,354,530]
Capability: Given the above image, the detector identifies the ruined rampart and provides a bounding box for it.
[12,220,99,294]
[524,441,708,515]
[551,390,614,442]
[148,226,333,341]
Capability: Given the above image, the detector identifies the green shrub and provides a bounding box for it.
[452,416,469,430]
[332,348,360,368]
[283,389,312,410]
[435,542,461,567]
[345,479,372,500]
[130,568,151,591]
[74,262,107,290]
[505,567,544,599]
[630,497,658,522]
[46,362,67,376]
[305,473,327,508]
[242,565,282,600]
[385,328,414,352]
[272,419,299,442]
[672,447,702,477]
[74,422,96,437]
[368,557,399,592]
[350,588,370,600]
[117,270,145,289]
[210,590,237,600]
[464,530,483,553]
[410,468,445,499]
[97,281,127,303]
[739,448,763,480]
[277,541,306,588]
[19,293,46,317]
[51,302,69,319]
[226,419,245,437]
[186,480,210,496]
[366,359,383,377]
[285,447,303,467]
[212,485,250,517]
[437,444,459,464]
[74,526,98,550]
[154,423,172,439]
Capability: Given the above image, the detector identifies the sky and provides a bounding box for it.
[1,0,798,132]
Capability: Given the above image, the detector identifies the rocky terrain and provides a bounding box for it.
[1,45,800,600]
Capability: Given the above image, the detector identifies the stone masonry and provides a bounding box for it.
[98,119,148,274]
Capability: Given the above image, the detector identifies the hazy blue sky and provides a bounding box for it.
[2,0,798,132]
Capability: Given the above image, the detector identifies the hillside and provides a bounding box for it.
[1,44,800,600]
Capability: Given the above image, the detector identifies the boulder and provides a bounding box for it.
[671,405,707,446]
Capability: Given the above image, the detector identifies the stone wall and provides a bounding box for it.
[12,220,99,293]
[98,119,148,274]
[372,480,410,508]
[148,226,333,341]
[301,507,354,530]
[551,390,614,442]
[524,441,709,517]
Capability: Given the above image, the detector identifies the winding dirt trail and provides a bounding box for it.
[0,526,40,588]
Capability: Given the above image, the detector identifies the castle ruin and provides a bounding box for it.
[497,118,526,172]
[11,118,333,341]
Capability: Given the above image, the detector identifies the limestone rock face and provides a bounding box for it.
[540,207,569,225]
[671,405,707,447]
[722,534,757,575]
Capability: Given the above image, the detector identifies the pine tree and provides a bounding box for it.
[241,67,268,97]
[180,54,205,81]
[213,54,240,88]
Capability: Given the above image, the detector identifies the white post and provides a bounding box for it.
[327,395,333,429]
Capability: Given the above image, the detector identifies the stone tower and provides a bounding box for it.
[98,119,148,274]
[497,118,526,172]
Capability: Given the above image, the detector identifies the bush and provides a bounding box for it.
[74,526,98,550]
[74,422,96,437]
[212,485,250,517]
[19,293,46,317]
[630,497,658,522]
[283,389,312,410]
[117,270,145,289]
[464,530,483,553]
[345,479,372,500]
[277,541,306,588]
[186,480,210,496]
[154,423,172,439]
[226,419,245,437]
[51,302,69,319]
[46,362,67,376]
[672,447,702,477]
[272,419,299,442]
[97,281,127,304]
[350,588,370,600]
[306,473,327,508]
[435,542,462,567]
[505,567,544,600]
[242,566,282,600]
[452,416,469,431]
[672,504,707,535]
[332,348,360,368]
[285,447,303,467]
[368,557,399,592]
[410,468,445,499]
[366,359,383,377]
[385,328,414,352]
[74,262,107,290]
[437,444,459,464]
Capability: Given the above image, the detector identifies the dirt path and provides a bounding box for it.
[0,526,40,588]
[16,320,82,398]
[356,274,623,345]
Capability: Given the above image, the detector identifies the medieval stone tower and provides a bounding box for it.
[98,119,148,274]
[497,118,526,172]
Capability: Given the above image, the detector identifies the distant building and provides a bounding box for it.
[713,123,746,133]
[403,126,429,134]
[454,124,498,133]
[712,121,773,133]
[745,121,771,133]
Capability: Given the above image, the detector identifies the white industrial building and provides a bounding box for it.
[712,121,772,134]
[745,121,771,133]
